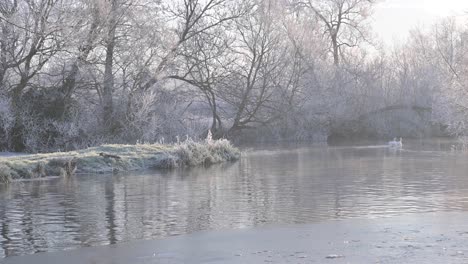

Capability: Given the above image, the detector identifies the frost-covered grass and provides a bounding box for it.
[0,139,240,183]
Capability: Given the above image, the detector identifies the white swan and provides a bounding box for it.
[388,137,403,148]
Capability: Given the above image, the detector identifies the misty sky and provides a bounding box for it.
[373,0,468,45]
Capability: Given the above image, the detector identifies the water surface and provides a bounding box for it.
[1,139,468,258]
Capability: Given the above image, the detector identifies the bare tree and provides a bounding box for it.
[432,19,468,135]
[55,0,102,119]
[139,0,248,91]
[217,1,292,135]
[169,29,233,136]
[2,0,468,152]
[101,0,119,131]
[0,0,19,88]
[292,0,375,65]
[0,0,62,150]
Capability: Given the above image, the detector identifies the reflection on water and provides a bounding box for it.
[1,140,468,258]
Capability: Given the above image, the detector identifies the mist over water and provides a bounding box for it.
[1,139,468,258]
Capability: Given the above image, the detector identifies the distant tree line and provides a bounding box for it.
[0,0,467,152]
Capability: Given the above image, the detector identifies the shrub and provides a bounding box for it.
[0,165,13,184]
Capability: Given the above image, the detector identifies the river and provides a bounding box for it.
[1,139,468,260]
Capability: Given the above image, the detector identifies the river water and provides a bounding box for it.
[1,139,468,259]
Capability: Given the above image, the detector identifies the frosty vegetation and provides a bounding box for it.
[0,0,467,153]
[0,138,240,183]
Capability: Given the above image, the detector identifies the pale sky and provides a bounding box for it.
[373,0,468,45]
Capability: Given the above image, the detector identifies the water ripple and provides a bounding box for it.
[1,143,468,257]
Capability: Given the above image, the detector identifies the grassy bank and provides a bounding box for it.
[0,139,240,183]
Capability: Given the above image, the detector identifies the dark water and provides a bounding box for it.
[1,139,468,258]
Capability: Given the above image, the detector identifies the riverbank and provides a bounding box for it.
[3,212,468,264]
[0,139,240,183]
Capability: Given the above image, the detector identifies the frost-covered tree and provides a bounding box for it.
[291,0,376,65]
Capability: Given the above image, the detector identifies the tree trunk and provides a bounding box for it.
[0,23,9,87]
[208,90,223,137]
[332,35,339,66]
[0,67,5,88]
[9,51,34,152]
[10,83,26,151]
[102,0,117,132]
[57,6,100,119]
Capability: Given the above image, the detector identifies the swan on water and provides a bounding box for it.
[388,137,402,148]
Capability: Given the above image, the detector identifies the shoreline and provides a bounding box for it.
[3,212,468,263]
[0,139,240,183]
